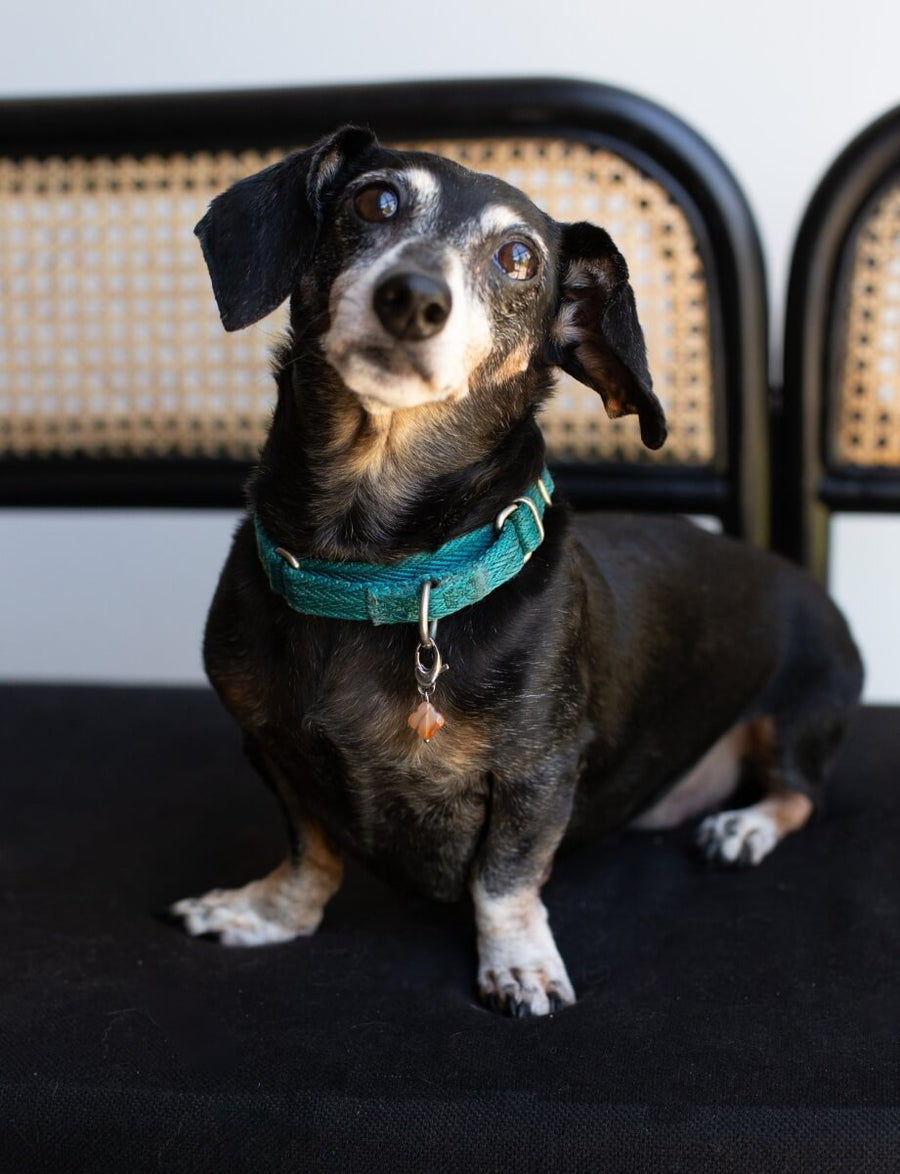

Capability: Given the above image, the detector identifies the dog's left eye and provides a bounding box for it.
[494,240,539,281]
[354,184,400,222]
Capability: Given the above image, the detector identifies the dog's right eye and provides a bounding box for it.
[353,185,400,222]
[494,240,539,281]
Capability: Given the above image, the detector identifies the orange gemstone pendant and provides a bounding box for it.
[407,699,446,742]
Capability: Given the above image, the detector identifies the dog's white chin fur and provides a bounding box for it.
[331,353,468,413]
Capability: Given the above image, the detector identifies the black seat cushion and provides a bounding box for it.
[1,686,898,1172]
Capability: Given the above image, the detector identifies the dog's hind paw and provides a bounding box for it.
[695,807,778,868]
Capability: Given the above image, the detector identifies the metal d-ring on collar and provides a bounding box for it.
[274,545,300,569]
[494,494,546,564]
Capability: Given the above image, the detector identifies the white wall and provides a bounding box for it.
[6,0,900,323]
[1,0,899,697]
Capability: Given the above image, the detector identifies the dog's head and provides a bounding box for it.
[196,127,666,450]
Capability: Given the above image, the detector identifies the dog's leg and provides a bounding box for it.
[695,709,850,868]
[471,762,577,1017]
[171,737,343,945]
[170,823,343,946]
[472,879,575,1016]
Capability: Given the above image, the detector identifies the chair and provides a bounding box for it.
[0,77,768,538]
[782,102,900,578]
[3,80,898,1173]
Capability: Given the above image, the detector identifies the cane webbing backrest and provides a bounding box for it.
[831,178,900,468]
[0,138,714,468]
[0,150,284,465]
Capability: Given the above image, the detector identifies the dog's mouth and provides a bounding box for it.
[356,343,432,382]
[326,339,467,412]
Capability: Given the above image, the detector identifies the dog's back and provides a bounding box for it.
[570,512,862,842]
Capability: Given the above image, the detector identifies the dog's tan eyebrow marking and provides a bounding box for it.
[403,166,441,204]
[479,204,538,241]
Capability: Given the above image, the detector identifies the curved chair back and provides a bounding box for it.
[0,79,767,538]
[784,103,900,578]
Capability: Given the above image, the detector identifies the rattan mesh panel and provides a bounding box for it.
[832,180,900,468]
[0,139,714,464]
[0,151,286,461]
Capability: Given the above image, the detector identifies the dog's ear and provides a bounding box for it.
[195,126,378,331]
[547,222,667,450]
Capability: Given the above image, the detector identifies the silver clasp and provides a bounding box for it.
[414,640,446,692]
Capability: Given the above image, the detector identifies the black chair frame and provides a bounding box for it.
[0,78,768,540]
[782,102,900,578]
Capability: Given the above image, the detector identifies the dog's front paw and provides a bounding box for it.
[473,884,575,1017]
[169,889,310,946]
[169,860,330,946]
[478,958,575,1018]
[695,807,778,868]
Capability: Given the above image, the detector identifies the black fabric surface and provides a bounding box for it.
[1,685,898,1172]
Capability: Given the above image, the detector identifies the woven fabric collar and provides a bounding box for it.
[254,468,554,625]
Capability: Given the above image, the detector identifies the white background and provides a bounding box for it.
[1,0,899,697]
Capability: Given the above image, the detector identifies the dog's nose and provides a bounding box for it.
[373,271,452,341]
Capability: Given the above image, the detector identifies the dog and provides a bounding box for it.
[170,127,863,1017]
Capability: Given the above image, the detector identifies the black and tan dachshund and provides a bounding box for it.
[171,128,863,1017]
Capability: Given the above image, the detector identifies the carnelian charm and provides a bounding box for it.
[407,699,446,742]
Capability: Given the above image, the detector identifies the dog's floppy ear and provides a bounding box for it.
[547,222,667,450]
[195,126,378,331]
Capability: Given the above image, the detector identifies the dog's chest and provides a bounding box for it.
[318,674,492,802]
[303,669,494,897]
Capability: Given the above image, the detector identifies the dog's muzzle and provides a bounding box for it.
[373,268,452,341]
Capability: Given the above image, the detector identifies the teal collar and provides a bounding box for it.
[254,468,554,626]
